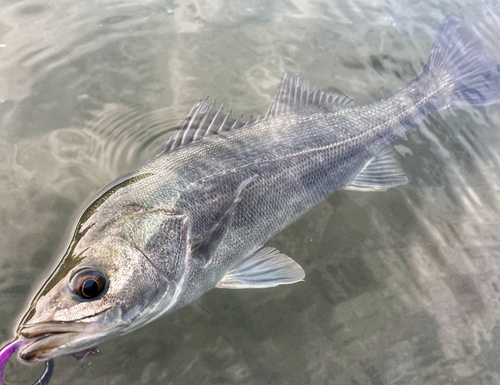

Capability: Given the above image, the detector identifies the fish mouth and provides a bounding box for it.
[17,307,121,362]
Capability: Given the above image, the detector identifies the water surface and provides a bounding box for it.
[1,0,500,383]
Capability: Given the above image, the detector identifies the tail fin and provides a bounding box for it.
[425,15,500,108]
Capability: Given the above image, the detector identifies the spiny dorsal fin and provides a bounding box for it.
[265,71,355,119]
[159,98,260,154]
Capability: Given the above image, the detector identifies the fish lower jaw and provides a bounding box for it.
[18,335,75,362]
[17,329,107,362]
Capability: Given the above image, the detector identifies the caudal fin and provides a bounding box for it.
[425,15,500,108]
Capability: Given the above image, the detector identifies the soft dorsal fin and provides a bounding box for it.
[344,147,408,192]
[265,71,355,118]
[159,97,260,155]
[216,247,305,289]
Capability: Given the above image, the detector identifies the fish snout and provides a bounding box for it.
[19,321,88,339]
[17,322,89,361]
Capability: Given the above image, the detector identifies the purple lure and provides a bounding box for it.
[0,340,54,385]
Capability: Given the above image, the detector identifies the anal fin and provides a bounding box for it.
[217,247,305,289]
[344,147,408,192]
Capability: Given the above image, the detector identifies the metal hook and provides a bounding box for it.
[31,360,54,385]
[79,350,93,369]
[73,347,102,369]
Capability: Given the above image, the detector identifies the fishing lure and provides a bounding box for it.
[0,340,53,385]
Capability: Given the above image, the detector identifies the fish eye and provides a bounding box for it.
[73,270,107,300]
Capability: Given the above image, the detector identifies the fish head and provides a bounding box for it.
[17,205,190,362]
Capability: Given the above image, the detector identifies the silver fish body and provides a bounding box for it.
[137,80,437,308]
[15,15,500,362]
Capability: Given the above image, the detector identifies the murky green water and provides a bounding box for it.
[1,0,500,383]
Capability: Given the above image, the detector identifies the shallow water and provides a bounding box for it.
[1,0,500,383]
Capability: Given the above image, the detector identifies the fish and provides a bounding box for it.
[10,15,500,367]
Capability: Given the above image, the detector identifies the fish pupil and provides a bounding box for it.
[73,270,107,299]
[82,279,99,298]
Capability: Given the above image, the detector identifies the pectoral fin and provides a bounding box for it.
[193,175,257,263]
[128,209,189,283]
[344,147,408,191]
[216,247,305,289]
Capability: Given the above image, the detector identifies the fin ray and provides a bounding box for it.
[344,147,408,192]
[425,15,500,109]
[265,72,355,118]
[159,72,355,155]
[217,247,305,289]
[158,99,259,155]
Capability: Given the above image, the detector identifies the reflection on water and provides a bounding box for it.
[1,0,500,383]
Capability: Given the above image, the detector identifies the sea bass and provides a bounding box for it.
[13,15,500,364]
